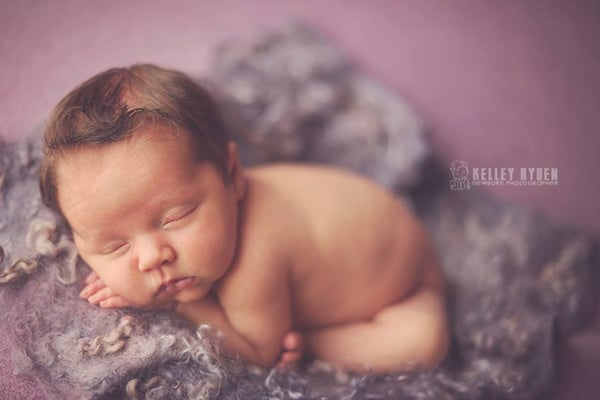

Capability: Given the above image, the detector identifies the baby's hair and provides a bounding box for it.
[40,63,230,215]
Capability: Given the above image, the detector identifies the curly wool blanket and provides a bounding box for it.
[1,24,598,400]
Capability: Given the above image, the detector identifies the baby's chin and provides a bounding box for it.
[173,283,212,303]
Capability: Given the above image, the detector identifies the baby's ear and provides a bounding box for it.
[226,141,245,200]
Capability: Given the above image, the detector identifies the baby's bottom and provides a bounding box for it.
[303,264,449,373]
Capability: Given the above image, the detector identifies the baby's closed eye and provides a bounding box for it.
[100,241,130,256]
[161,205,197,228]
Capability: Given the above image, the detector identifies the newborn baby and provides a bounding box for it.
[40,64,449,373]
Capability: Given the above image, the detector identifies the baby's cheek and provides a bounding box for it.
[100,260,141,300]
[186,229,230,276]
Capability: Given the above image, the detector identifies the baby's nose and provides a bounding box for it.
[137,234,176,272]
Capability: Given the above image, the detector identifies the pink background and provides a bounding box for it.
[1,0,599,398]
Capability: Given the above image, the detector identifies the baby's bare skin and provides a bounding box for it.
[211,165,448,372]
[68,131,448,372]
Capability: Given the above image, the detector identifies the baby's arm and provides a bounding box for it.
[203,265,294,368]
[80,271,294,368]
[175,294,287,367]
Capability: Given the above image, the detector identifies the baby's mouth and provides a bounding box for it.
[155,277,198,300]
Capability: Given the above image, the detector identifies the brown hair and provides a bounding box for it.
[40,63,230,215]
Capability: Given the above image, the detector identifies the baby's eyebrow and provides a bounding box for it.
[72,227,110,244]
[71,229,97,245]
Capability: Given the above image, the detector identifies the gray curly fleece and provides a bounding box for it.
[0,24,598,400]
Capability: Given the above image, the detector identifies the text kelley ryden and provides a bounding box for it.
[471,167,559,186]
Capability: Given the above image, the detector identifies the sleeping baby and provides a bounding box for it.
[39,64,449,373]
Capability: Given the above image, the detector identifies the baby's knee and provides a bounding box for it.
[372,306,450,372]
[374,313,449,373]
[390,296,450,371]
[413,316,450,369]
[411,284,450,369]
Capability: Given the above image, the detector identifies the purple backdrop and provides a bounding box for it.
[1,1,599,399]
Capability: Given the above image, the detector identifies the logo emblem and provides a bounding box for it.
[449,160,471,191]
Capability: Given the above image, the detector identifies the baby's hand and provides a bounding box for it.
[80,272,135,308]
[276,331,305,369]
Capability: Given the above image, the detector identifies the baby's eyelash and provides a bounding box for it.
[102,242,129,255]
[163,206,196,226]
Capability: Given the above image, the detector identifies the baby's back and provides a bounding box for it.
[245,164,428,329]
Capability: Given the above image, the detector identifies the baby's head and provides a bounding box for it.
[40,64,245,306]
[41,64,233,215]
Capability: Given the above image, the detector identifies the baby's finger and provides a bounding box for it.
[85,271,99,284]
[80,278,108,299]
[99,295,134,308]
[87,286,116,305]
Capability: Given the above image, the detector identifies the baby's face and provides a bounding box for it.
[56,130,244,307]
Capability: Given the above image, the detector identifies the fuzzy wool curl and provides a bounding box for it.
[1,23,598,400]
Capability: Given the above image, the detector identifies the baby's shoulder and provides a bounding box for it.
[245,163,408,220]
[245,163,369,186]
[228,165,307,271]
[244,163,386,200]
[216,172,298,303]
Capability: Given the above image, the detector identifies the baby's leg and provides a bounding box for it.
[305,265,449,373]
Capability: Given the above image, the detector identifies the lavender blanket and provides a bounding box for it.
[1,24,598,400]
